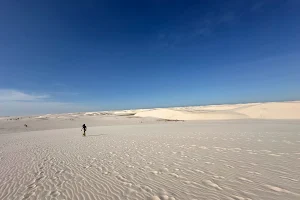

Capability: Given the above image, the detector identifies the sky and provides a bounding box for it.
[1,0,300,116]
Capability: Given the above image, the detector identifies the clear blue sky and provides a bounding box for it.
[1,0,300,115]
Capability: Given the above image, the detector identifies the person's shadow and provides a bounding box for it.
[87,134,107,137]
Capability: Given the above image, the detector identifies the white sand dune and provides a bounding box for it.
[135,108,248,120]
[0,101,300,200]
[1,122,300,200]
[236,101,300,119]
[135,101,300,120]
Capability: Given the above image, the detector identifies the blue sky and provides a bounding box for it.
[1,0,300,116]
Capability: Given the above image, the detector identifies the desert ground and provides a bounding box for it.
[0,101,300,200]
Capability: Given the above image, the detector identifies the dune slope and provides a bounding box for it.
[135,101,300,120]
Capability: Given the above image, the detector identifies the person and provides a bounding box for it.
[81,124,87,136]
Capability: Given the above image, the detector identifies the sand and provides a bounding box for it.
[135,101,300,120]
[0,101,300,200]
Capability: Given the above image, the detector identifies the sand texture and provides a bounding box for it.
[0,101,300,200]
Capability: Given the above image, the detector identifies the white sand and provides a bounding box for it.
[1,101,300,200]
[135,101,300,120]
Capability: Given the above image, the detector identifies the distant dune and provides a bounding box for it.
[134,101,300,120]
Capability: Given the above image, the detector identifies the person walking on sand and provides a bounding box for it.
[81,124,87,136]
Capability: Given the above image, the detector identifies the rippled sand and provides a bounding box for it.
[1,119,299,200]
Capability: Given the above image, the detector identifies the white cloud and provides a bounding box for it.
[0,89,49,101]
[0,89,91,116]
[0,101,90,116]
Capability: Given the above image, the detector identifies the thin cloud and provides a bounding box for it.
[0,89,49,101]
[0,89,90,116]
[48,91,79,96]
[0,101,90,116]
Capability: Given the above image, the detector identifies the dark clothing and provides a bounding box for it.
[82,124,87,136]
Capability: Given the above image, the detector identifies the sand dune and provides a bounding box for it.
[135,101,300,120]
[236,101,300,119]
[1,101,300,200]
[135,108,248,120]
[1,122,300,200]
